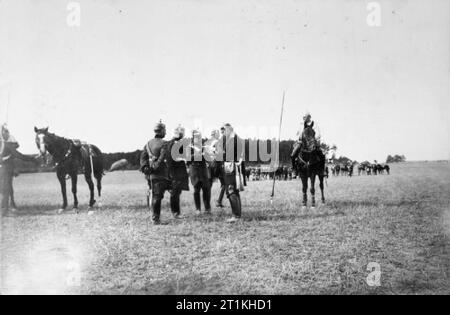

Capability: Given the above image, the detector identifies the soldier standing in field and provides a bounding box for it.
[140,121,172,225]
[188,129,212,215]
[166,125,190,219]
[214,126,227,208]
[204,128,226,208]
[218,123,246,223]
[1,124,37,216]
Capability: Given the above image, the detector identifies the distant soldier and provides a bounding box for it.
[188,129,212,215]
[166,125,190,218]
[140,121,172,225]
[348,161,354,177]
[218,123,246,223]
[1,124,36,215]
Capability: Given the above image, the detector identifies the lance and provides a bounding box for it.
[0,83,11,156]
[270,91,285,204]
[5,83,11,124]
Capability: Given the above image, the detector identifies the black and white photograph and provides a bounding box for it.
[0,0,449,298]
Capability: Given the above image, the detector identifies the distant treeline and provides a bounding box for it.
[386,155,406,163]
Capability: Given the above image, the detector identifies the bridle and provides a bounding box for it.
[36,132,73,169]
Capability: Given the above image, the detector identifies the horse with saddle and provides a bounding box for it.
[290,118,327,208]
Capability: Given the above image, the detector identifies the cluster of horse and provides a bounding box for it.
[245,166,295,182]
[245,161,391,182]
[329,162,390,177]
[357,163,390,176]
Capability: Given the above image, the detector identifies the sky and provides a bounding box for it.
[0,0,449,162]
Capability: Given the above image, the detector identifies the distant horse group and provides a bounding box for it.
[357,163,390,176]
[330,163,354,177]
[329,162,390,177]
[246,166,295,181]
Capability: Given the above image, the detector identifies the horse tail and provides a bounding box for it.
[86,144,104,198]
[90,145,105,177]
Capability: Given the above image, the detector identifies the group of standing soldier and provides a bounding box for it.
[140,121,245,225]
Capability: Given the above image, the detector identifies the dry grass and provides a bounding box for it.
[1,162,449,295]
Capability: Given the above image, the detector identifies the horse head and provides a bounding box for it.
[34,127,50,155]
[301,123,317,152]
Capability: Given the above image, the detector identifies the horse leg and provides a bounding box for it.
[84,173,96,208]
[301,175,308,208]
[71,173,79,212]
[310,175,316,208]
[319,175,325,204]
[9,176,16,209]
[57,171,68,213]
[95,174,102,197]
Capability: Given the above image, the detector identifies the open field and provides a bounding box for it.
[1,162,449,295]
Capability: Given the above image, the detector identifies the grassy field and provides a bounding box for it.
[1,161,449,295]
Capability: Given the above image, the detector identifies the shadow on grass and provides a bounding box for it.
[95,275,232,295]
[244,208,346,222]
[326,199,420,209]
[6,204,150,217]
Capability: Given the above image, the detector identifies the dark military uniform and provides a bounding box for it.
[219,133,245,218]
[204,137,225,207]
[189,160,211,212]
[188,137,212,212]
[140,136,171,223]
[166,137,190,215]
[1,139,35,214]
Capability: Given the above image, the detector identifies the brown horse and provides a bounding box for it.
[291,122,326,208]
[34,127,104,213]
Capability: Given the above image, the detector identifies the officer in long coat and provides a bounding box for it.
[166,125,190,218]
[205,128,226,208]
[218,123,245,223]
[188,129,212,215]
[140,121,172,225]
[1,124,36,215]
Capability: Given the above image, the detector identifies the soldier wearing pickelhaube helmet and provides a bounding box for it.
[217,123,246,223]
[140,120,171,225]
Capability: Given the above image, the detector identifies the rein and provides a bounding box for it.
[42,133,74,169]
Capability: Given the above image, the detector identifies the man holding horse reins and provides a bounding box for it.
[1,124,37,216]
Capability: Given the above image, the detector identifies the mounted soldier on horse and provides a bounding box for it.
[290,113,327,209]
